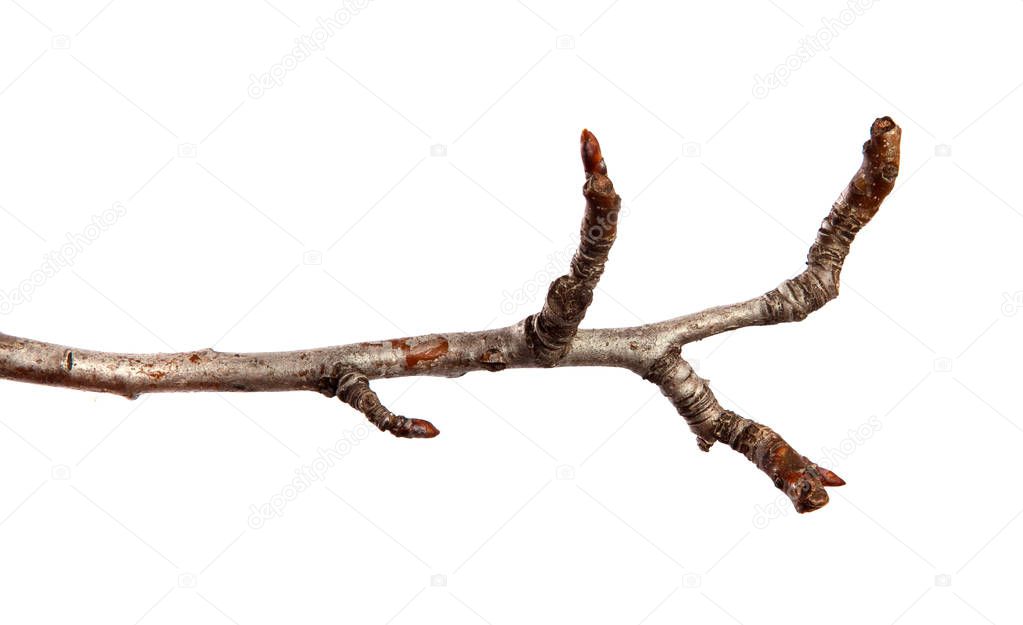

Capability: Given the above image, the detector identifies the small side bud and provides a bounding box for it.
[817,466,846,487]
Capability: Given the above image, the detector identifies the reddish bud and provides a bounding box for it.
[818,466,846,487]
[406,418,440,438]
[580,129,607,176]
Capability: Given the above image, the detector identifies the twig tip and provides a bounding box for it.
[580,128,607,176]
[406,418,440,438]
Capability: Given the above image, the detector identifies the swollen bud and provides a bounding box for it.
[406,418,440,438]
[580,129,607,176]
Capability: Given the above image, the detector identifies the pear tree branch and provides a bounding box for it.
[0,118,901,512]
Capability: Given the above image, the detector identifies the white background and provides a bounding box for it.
[1,1,1021,623]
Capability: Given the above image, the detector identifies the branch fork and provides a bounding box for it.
[0,118,901,513]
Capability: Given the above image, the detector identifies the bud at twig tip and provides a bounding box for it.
[872,116,896,135]
[408,418,440,438]
[580,129,607,176]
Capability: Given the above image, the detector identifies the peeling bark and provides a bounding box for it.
[0,118,901,512]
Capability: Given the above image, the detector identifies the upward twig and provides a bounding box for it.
[527,129,621,365]
[0,117,901,512]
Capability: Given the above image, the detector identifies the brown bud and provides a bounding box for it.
[818,466,846,487]
[406,418,440,438]
[580,129,607,176]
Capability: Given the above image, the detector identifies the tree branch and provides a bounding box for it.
[646,352,845,512]
[647,116,902,347]
[336,372,439,438]
[0,118,901,512]
[526,129,621,365]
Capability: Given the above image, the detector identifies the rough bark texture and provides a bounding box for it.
[526,129,621,366]
[336,372,439,439]
[0,118,901,512]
